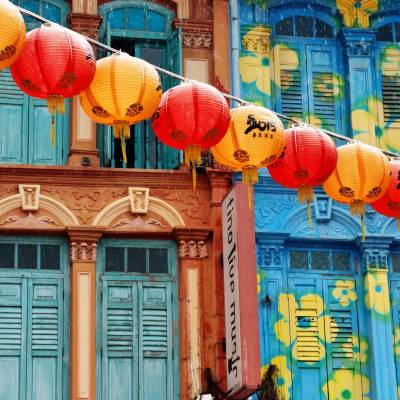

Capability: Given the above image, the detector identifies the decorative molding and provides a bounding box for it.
[257,245,284,268]
[362,248,388,270]
[128,187,149,214]
[0,212,60,228]
[0,193,79,227]
[178,240,208,259]
[176,20,213,49]
[341,28,375,57]
[110,215,167,231]
[19,184,40,211]
[314,195,332,221]
[71,242,97,262]
[241,25,271,53]
[93,194,185,227]
[346,40,372,56]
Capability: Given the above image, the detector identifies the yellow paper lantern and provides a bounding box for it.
[0,0,26,69]
[323,142,390,239]
[211,105,285,205]
[80,52,162,160]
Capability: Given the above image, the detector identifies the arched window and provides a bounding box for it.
[270,8,344,133]
[0,0,70,165]
[97,1,181,169]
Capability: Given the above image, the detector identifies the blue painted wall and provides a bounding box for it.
[236,1,400,398]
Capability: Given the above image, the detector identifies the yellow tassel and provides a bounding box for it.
[349,200,365,240]
[298,184,314,225]
[397,217,400,232]
[51,115,55,147]
[184,145,202,190]
[242,166,258,209]
[113,122,131,163]
[47,95,65,114]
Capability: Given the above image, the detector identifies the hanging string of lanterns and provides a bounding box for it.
[3,0,400,240]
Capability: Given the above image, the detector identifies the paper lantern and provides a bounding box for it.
[372,160,400,228]
[11,23,95,142]
[268,125,337,222]
[323,142,390,239]
[80,52,161,161]
[211,105,285,205]
[0,0,26,69]
[151,81,230,187]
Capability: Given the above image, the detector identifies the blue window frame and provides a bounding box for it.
[0,0,70,166]
[97,1,182,170]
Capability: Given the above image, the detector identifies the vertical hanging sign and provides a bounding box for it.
[222,183,260,399]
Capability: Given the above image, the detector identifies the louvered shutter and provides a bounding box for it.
[306,44,341,132]
[390,279,400,391]
[323,279,364,399]
[288,278,328,400]
[0,278,26,399]
[0,69,29,163]
[380,49,400,151]
[274,44,306,123]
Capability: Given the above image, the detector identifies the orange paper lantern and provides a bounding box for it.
[323,142,390,239]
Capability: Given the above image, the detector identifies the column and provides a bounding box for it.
[360,237,397,400]
[240,24,272,108]
[175,227,212,399]
[68,228,102,400]
[341,29,377,144]
[68,3,102,167]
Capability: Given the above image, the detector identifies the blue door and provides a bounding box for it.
[0,237,69,400]
[97,240,179,400]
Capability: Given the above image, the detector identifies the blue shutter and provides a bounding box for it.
[288,277,328,400]
[306,44,341,132]
[390,279,400,389]
[0,69,29,163]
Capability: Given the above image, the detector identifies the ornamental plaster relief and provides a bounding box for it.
[178,240,208,259]
[71,242,97,262]
[109,212,169,232]
[19,184,40,211]
[0,209,61,228]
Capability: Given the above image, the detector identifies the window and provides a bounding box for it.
[98,3,181,169]
[0,0,70,166]
[105,245,169,274]
[376,22,400,42]
[289,249,352,271]
[391,254,400,272]
[272,15,341,132]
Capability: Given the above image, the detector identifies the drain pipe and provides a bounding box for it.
[230,0,241,99]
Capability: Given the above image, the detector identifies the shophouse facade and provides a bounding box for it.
[0,0,232,399]
[232,0,400,399]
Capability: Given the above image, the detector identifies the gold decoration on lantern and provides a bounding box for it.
[80,52,162,161]
[0,0,26,70]
[323,142,390,240]
[211,105,285,207]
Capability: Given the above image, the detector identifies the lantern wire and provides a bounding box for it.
[16,5,400,158]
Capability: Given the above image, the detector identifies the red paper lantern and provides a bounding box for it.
[372,160,400,228]
[268,124,338,221]
[11,23,95,142]
[151,81,230,187]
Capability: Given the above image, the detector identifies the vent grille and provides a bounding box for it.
[32,307,58,350]
[312,72,336,131]
[0,306,22,350]
[142,309,167,353]
[330,310,354,359]
[295,309,321,362]
[0,69,24,100]
[107,308,133,353]
[382,75,400,129]
[280,69,303,120]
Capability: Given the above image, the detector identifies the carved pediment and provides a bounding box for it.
[0,210,61,229]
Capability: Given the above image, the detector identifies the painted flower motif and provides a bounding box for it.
[322,370,370,400]
[266,355,292,400]
[332,280,358,307]
[364,271,390,316]
[336,0,378,28]
[394,327,400,358]
[340,335,369,364]
[274,293,297,347]
[239,51,271,96]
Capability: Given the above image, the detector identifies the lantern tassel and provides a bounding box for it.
[298,184,314,225]
[349,201,365,241]
[51,115,55,147]
[242,166,258,209]
[113,123,131,163]
[397,217,400,232]
[184,145,202,190]
[47,95,65,114]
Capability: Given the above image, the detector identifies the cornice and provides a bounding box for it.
[175,19,213,49]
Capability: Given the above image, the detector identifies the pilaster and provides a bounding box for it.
[174,227,212,399]
[359,237,397,400]
[340,28,377,144]
[240,24,272,108]
[67,13,102,168]
[68,227,102,400]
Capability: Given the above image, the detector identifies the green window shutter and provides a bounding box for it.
[306,45,341,132]
[0,69,29,163]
